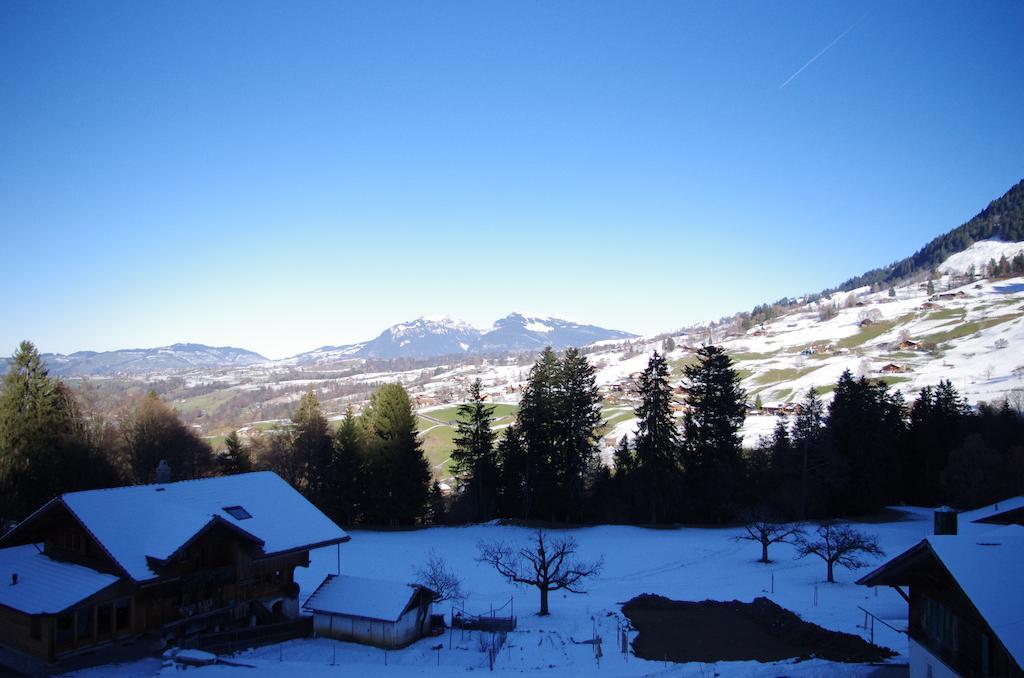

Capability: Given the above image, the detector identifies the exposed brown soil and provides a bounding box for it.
[622,595,896,664]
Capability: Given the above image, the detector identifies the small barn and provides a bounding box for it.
[304,575,434,649]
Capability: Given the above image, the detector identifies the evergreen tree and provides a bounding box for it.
[681,345,746,522]
[787,388,834,518]
[0,341,118,518]
[361,383,431,526]
[827,371,906,514]
[612,435,634,474]
[290,389,334,505]
[450,379,498,522]
[662,337,676,353]
[907,380,968,504]
[495,422,527,517]
[218,430,253,475]
[325,406,365,526]
[632,351,681,523]
[553,347,603,522]
[512,347,561,520]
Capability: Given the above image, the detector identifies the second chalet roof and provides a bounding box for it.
[0,544,119,614]
[56,471,348,582]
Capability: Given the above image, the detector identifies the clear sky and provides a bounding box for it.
[2,1,1022,359]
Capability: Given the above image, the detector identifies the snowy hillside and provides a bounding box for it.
[937,239,1024,275]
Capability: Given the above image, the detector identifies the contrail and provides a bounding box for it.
[779,12,868,89]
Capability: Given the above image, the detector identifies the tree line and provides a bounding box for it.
[0,340,437,528]
[2,338,1021,529]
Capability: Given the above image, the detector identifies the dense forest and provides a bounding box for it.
[1,340,1022,532]
[835,178,1024,292]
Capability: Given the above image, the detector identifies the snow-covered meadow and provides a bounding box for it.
[66,511,939,677]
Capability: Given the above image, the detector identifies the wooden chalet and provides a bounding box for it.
[0,471,349,671]
[858,506,1024,678]
[880,363,909,374]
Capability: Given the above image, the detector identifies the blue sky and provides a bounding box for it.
[2,1,1022,359]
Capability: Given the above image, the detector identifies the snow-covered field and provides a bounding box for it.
[65,511,938,677]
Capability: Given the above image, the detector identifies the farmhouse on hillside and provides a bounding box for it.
[0,471,349,673]
[858,502,1024,678]
[304,574,435,649]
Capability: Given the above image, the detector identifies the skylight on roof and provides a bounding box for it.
[223,505,252,520]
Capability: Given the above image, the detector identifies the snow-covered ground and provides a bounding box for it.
[64,512,936,677]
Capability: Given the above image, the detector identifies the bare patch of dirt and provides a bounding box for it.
[622,595,896,664]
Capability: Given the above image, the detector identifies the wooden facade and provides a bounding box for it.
[0,472,349,669]
[859,540,1023,678]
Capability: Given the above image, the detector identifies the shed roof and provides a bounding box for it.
[2,472,349,582]
[303,574,429,623]
[858,533,1024,669]
[960,496,1024,526]
[0,544,120,614]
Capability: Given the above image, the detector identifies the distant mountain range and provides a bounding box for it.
[290,312,638,363]
[4,313,637,376]
[24,344,268,377]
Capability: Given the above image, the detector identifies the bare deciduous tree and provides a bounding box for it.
[795,522,884,583]
[414,550,464,603]
[477,530,603,616]
[733,514,804,564]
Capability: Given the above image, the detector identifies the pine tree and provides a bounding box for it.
[680,345,746,522]
[326,406,365,526]
[633,351,681,523]
[612,435,634,474]
[827,371,907,514]
[553,347,603,522]
[790,388,825,518]
[0,341,117,518]
[907,380,968,504]
[361,383,431,526]
[218,431,252,475]
[495,422,527,517]
[513,347,561,520]
[450,379,498,522]
[290,389,334,505]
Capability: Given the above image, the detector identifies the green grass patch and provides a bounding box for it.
[418,403,517,425]
[873,375,912,386]
[670,355,701,376]
[729,350,780,362]
[835,314,914,349]
[926,308,967,322]
[752,365,820,386]
[922,313,1021,344]
[765,388,793,402]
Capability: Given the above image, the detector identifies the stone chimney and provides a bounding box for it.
[155,459,171,484]
[11,573,17,586]
[934,506,958,535]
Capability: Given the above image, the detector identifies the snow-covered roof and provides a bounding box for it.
[959,496,1024,525]
[303,574,428,622]
[928,534,1024,668]
[859,533,1024,669]
[0,544,119,614]
[6,472,348,583]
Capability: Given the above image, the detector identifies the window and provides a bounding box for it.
[921,595,959,655]
[30,616,41,640]
[223,505,252,520]
[115,598,131,632]
[76,607,93,641]
[56,614,73,645]
[97,603,112,636]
